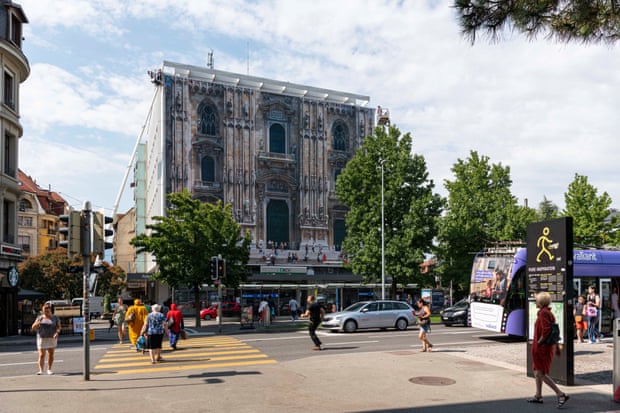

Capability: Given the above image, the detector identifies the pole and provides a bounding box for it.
[217,254,222,334]
[81,201,92,381]
[380,160,385,300]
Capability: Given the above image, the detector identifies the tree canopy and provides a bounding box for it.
[562,173,619,246]
[131,189,251,325]
[454,0,620,44]
[437,150,537,293]
[18,251,126,301]
[335,125,444,295]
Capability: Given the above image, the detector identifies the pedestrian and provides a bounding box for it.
[301,295,325,350]
[612,287,620,319]
[166,303,184,350]
[527,292,569,407]
[573,295,586,343]
[113,297,127,344]
[125,299,149,351]
[586,285,601,343]
[258,297,270,326]
[143,304,168,364]
[416,299,433,352]
[288,297,299,321]
[31,302,61,375]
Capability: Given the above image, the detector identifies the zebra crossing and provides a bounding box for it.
[94,333,277,375]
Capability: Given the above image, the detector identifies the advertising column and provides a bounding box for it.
[526,217,574,385]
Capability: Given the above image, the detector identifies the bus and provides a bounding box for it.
[468,247,620,337]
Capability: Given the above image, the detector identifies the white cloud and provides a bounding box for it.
[15,0,620,215]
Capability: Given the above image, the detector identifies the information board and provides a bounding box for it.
[526,217,574,385]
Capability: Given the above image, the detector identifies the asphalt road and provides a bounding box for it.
[0,322,513,377]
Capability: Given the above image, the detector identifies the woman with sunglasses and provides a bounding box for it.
[31,303,61,375]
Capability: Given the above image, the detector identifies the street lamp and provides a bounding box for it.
[380,159,386,300]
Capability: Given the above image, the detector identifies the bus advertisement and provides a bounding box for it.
[469,247,620,337]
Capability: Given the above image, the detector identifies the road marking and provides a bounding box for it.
[93,335,276,375]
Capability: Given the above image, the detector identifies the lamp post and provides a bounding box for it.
[380,159,386,300]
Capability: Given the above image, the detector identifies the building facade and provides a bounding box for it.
[0,0,28,336]
[127,61,382,307]
[17,169,67,258]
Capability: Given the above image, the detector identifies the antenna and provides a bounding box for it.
[207,49,214,69]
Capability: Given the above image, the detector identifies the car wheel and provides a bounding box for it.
[395,318,408,331]
[343,319,357,333]
[203,314,211,320]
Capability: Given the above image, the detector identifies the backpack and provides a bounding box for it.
[545,318,561,345]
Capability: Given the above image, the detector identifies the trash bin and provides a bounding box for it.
[613,318,620,402]
[89,328,95,341]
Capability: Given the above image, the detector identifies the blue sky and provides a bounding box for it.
[17,0,620,216]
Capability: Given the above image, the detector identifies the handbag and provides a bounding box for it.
[125,312,135,322]
[574,315,583,322]
[586,306,598,317]
[167,317,175,328]
[180,330,187,340]
[418,318,429,327]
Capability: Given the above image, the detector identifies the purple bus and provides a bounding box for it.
[469,247,620,337]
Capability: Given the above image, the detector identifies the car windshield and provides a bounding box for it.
[454,299,469,309]
[343,302,368,312]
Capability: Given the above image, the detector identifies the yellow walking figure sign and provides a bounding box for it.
[536,226,554,262]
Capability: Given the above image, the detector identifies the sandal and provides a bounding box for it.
[557,394,569,408]
[526,396,543,404]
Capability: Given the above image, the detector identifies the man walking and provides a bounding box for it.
[289,297,299,321]
[301,295,325,350]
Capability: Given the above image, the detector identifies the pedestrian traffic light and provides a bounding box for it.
[59,210,83,257]
[92,211,114,256]
[210,256,218,280]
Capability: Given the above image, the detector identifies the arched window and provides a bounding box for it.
[198,103,219,136]
[333,122,348,151]
[269,123,286,153]
[201,156,215,182]
[19,198,31,211]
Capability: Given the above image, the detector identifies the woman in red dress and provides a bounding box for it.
[527,292,569,407]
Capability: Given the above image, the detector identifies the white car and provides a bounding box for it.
[320,300,416,333]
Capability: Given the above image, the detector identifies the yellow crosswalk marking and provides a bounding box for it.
[94,335,276,375]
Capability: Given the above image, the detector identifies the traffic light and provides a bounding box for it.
[210,256,218,280]
[92,211,114,256]
[217,258,225,280]
[59,210,83,257]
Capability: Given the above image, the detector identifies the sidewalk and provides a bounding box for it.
[1,320,619,413]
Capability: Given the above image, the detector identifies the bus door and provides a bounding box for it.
[599,278,612,334]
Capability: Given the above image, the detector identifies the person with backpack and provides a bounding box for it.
[527,292,569,408]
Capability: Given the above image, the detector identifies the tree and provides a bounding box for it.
[131,189,251,326]
[335,125,444,296]
[18,251,82,300]
[437,150,537,294]
[454,0,620,44]
[537,196,560,220]
[18,251,126,304]
[562,173,619,246]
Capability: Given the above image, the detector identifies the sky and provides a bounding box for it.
[16,0,620,217]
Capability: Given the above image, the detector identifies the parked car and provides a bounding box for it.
[440,298,470,326]
[200,302,241,320]
[320,300,416,333]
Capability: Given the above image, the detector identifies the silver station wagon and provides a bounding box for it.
[320,300,416,333]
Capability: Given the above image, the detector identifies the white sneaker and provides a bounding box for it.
[597,338,602,343]
[47,370,54,375]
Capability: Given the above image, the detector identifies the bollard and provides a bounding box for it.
[614,318,620,402]
[90,328,95,341]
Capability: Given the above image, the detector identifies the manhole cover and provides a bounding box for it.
[409,376,456,386]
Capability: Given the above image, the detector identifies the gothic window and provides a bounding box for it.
[201,156,215,182]
[269,123,286,154]
[198,103,219,136]
[333,122,348,151]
